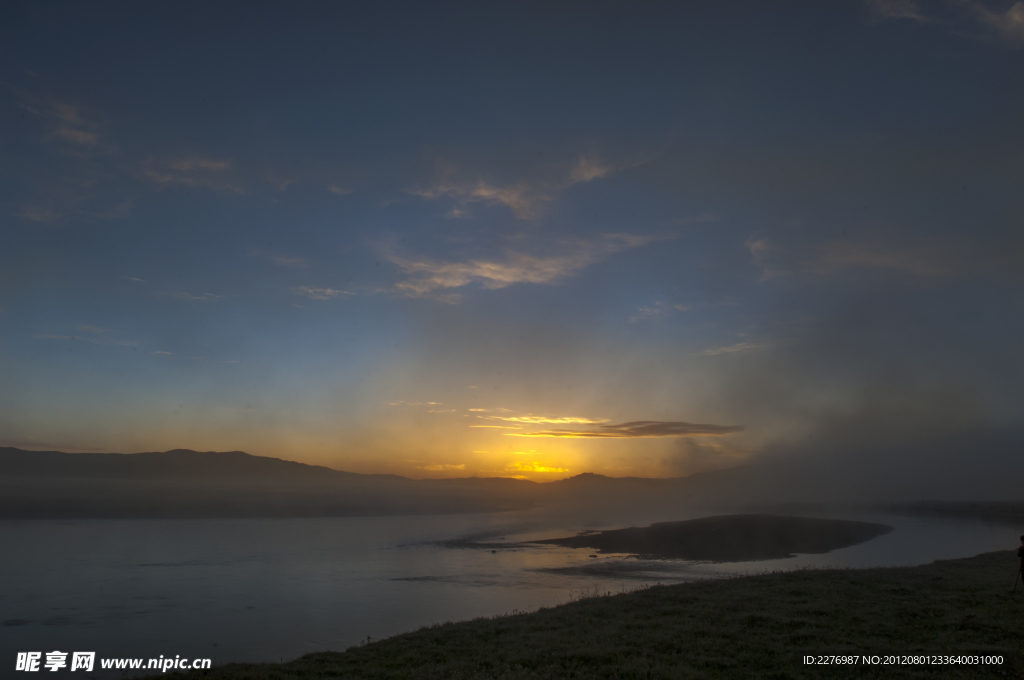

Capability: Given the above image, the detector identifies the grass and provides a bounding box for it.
[151,551,1024,679]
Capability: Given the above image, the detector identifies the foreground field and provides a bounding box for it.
[155,551,1023,679]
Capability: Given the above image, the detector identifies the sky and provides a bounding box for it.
[2,0,1023,484]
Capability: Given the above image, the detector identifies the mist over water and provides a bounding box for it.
[2,509,1017,677]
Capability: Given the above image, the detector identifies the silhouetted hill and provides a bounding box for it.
[0,446,753,519]
[0,447,541,518]
[0,447,392,480]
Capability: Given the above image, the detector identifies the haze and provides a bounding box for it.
[2,1,1022,502]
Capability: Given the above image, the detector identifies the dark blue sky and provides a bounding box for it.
[2,0,1022,485]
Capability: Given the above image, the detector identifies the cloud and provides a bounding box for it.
[150,351,173,355]
[53,128,98,145]
[249,250,310,268]
[746,236,788,281]
[410,179,545,220]
[867,0,1024,45]
[809,241,965,277]
[168,158,230,172]
[75,325,113,334]
[409,154,633,220]
[486,415,610,424]
[291,286,354,300]
[11,90,136,223]
[672,213,721,226]
[418,463,467,472]
[506,462,569,473]
[629,301,672,323]
[142,157,244,193]
[328,185,353,195]
[164,291,228,302]
[568,156,614,183]
[17,205,62,223]
[18,94,102,146]
[36,333,135,347]
[866,0,929,21]
[748,237,990,282]
[384,233,674,300]
[702,341,767,356]
[975,2,1024,41]
[510,420,744,438]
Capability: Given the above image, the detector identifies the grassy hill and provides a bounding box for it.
[150,550,1023,679]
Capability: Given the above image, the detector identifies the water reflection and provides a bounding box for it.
[1,509,1018,675]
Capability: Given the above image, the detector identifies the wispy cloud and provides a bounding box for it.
[867,0,1024,45]
[150,350,173,355]
[809,241,967,277]
[18,93,102,146]
[746,236,789,282]
[409,179,545,220]
[510,420,743,438]
[409,154,635,220]
[867,0,930,21]
[291,286,354,300]
[417,463,467,472]
[36,333,135,347]
[75,325,113,334]
[328,185,353,195]
[702,341,766,356]
[505,461,569,473]
[485,415,610,425]
[568,156,614,183]
[12,89,136,223]
[142,156,244,193]
[975,2,1024,41]
[249,249,310,268]
[749,237,978,282]
[384,233,674,301]
[16,205,61,223]
[629,301,674,323]
[164,291,228,302]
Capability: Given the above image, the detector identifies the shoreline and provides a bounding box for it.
[147,550,1023,679]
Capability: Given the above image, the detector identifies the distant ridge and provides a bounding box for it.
[0,447,686,484]
[0,447,546,519]
[0,447,409,481]
[0,446,755,520]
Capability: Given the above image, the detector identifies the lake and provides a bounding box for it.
[2,507,1018,676]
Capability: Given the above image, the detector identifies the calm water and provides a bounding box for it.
[2,507,1017,675]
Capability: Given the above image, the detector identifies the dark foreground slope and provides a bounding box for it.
[532,514,894,561]
[150,551,1022,680]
